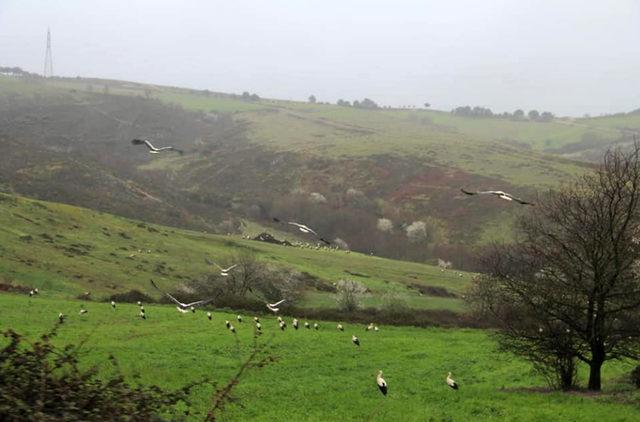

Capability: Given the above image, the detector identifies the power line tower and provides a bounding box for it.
[43,28,53,78]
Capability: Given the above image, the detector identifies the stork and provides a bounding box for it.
[376,370,388,395]
[131,138,183,155]
[446,372,459,390]
[460,188,534,206]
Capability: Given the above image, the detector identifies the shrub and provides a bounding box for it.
[335,279,367,312]
[0,326,207,420]
[108,289,155,304]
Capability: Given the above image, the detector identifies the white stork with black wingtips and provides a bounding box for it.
[131,138,183,155]
[150,279,215,313]
[460,188,534,206]
[446,372,459,390]
[376,370,388,395]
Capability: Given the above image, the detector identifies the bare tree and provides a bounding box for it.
[335,279,367,312]
[468,144,640,391]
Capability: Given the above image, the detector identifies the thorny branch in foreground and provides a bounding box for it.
[205,326,276,421]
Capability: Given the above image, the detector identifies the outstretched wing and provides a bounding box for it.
[156,146,184,155]
[222,264,238,272]
[150,279,185,307]
[184,297,216,308]
[131,138,157,151]
[460,188,478,196]
[268,299,286,307]
[289,222,319,236]
[205,258,226,272]
[509,195,535,206]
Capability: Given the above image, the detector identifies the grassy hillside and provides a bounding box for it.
[0,193,469,311]
[2,74,638,268]
[1,294,638,421]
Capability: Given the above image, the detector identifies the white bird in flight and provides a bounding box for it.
[460,188,534,206]
[205,258,237,276]
[266,299,286,313]
[272,218,330,245]
[288,222,319,235]
[131,138,183,155]
[150,279,215,313]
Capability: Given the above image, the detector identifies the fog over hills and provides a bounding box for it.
[1,0,639,116]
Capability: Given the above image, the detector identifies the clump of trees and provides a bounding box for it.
[240,91,260,101]
[451,105,554,121]
[467,143,640,391]
[336,98,379,109]
[177,252,305,308]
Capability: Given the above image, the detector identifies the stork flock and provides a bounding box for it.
[30,138,536,403]
[46,280,462,397]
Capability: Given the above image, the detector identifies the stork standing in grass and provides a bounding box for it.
[139,310,146,320]
[314,323,319,330]
[304,321,311,329]
[237,315,243,323]
[225,320,231,329]
[111,301,116,310]
[207,311,212,321]
[58,312,65,323]
[352,335,360,347]
[256,322,262,332]
[229,324,236,334]
[279,321,286,331]
[376,370,388,395]
[293,318,299,329]
[446,372,459,390]
[337,323,344,331]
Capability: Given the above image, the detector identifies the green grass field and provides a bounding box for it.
[0,193,469,310]
[1,294,638,421]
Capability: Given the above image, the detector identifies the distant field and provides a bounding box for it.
[1,294,638,421]
[32,75,637,188]
[0,193,469,311]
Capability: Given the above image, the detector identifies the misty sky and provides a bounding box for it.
[1,0,639,116]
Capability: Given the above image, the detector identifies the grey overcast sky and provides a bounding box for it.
[1,0,639,116]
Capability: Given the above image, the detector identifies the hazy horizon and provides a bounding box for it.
[1,0,639,116]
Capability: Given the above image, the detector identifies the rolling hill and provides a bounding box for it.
[0,192,470,312]
[1,73,639,269]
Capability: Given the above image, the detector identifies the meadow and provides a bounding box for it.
[1,293,638,421]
